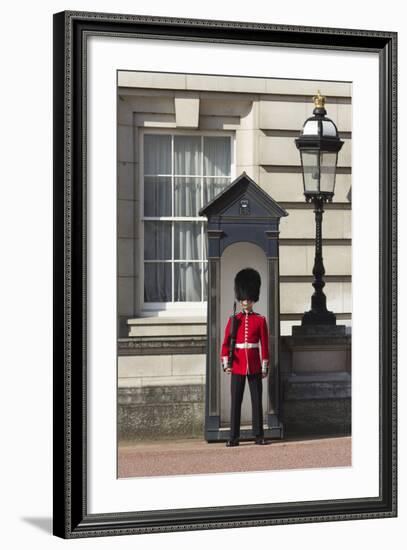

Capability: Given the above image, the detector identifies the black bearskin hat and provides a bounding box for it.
[234,268,261,302]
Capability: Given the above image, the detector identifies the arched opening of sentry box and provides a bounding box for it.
[220,242,268,429]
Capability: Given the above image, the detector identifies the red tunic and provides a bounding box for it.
[220,310,270,375]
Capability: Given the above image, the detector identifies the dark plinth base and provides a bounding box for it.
[292,324,347,337]
[281,373,351,437]
[280,332,351,437]
[282,397,351,437]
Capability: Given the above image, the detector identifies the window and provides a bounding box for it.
[142,132,233,306]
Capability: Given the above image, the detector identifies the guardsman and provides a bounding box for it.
[221,268,269,447]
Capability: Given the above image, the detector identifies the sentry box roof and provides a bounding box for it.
[199,171,288,220]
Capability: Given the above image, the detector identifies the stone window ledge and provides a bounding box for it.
[127,316,207,338]
[119,316,207,355]
[128,316,206,325]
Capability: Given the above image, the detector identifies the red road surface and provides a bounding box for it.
[118,436,351,478]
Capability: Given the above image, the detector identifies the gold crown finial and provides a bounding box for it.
[313,90,326,109]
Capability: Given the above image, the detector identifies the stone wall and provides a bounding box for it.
[118,385,204,441]
[117,71,352,336]
[118,335,206,441]
[118,373,351,441]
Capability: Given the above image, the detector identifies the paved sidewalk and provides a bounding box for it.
[118,436,351,478]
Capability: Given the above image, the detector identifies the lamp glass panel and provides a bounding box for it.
[301,150,320,194]
[322,120,337,137]
[320,152,338,194]
[302,120,319,136]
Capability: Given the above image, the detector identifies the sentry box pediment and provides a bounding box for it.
[200,171,287,220]
[199,172,288,259]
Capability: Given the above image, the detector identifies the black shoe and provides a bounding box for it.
[226,439,239,447]
[255,437,267,445]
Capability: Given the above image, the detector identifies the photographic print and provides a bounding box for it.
[53,10,396,538]
[117,71,352,478]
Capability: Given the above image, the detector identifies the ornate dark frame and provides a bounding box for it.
[53,10,397,538]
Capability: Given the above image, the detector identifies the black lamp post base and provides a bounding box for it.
[294,308,346,336]
[301,308,337,326]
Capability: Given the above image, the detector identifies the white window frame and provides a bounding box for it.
[139,128,236,317]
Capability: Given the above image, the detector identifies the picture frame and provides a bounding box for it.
[53,10,397,538]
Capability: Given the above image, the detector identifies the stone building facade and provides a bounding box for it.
[117,71,352,441]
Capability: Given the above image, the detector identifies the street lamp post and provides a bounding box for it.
[295,92,344,327]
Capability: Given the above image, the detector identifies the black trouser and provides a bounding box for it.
[230,373,264,441]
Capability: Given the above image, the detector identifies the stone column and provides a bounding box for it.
[207,257,221,419]
[265,229,282,432]
[205,229,223,438]
[267,257,281,424]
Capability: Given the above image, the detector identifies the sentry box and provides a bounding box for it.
[199,172,288,442]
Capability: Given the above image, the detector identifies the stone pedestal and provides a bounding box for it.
[280,331,351,436]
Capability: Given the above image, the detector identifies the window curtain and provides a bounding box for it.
[144,135,173,301]
[174,136,201,217]
[173,137,202,301]
[174,222,201,301]
[144,263,171,302]
[203,137,231,205]
[144,135,172,216]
